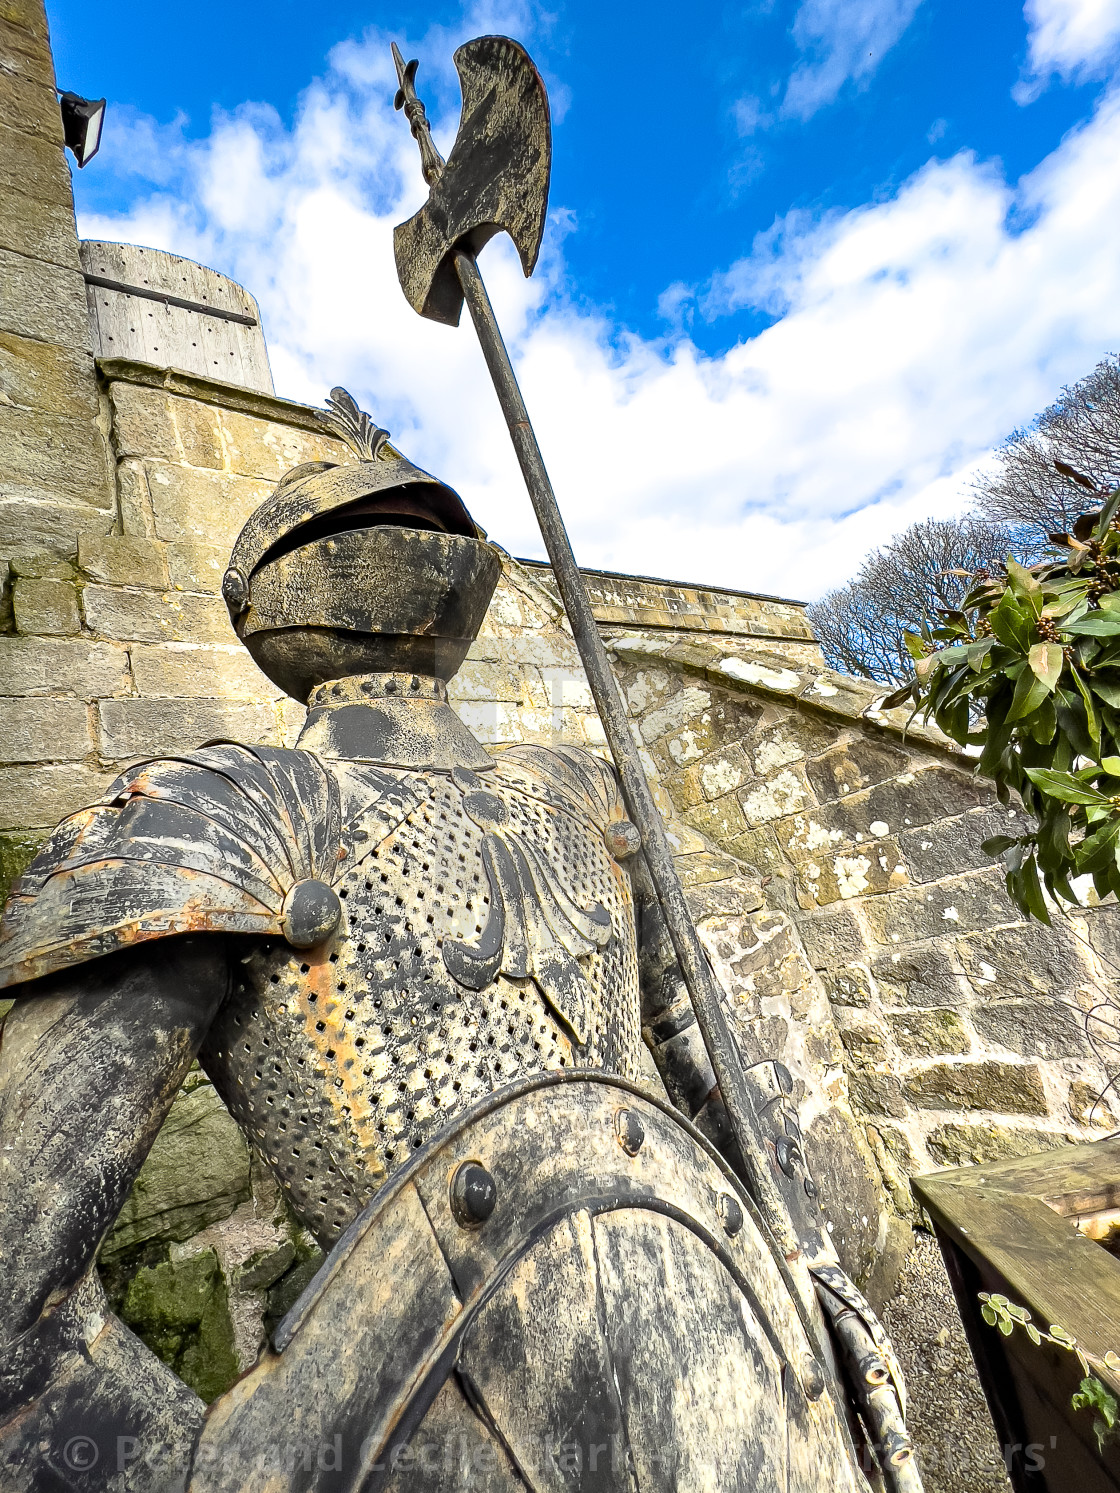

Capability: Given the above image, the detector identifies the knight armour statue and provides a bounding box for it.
[0,399,748,1478]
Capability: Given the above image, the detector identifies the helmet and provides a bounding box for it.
[222,389,502,702]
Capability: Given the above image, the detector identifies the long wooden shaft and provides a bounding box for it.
[452,248,802,1264]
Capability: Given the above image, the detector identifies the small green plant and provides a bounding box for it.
[979,1291,1120,1452]
[890,478,1120,922]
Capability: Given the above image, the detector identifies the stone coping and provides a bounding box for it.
[515,557,809,610]
[95,359,365,442]
[605,628,966,762]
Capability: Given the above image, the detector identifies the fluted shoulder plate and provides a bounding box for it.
[0,745,414,989]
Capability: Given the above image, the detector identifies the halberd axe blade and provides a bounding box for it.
[393,35,550,326]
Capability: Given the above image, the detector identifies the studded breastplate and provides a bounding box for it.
[200,747,642,1248]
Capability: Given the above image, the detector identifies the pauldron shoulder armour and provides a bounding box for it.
[0,744,416,989]
[0,742,630,993]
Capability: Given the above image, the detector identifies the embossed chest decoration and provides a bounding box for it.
[202,746,642,1246]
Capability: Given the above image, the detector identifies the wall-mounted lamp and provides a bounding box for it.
[58,92,106,168]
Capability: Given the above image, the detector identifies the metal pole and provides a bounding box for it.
[453,248,803,1269]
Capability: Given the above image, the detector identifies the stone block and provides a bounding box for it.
[0,402,110,502]
[0,169,77,268]
[681,795,751,853]
[0,696,90,761]
[899,803,1026,885]
[683,874,765,921]
[0,330,98,418]
[0,118,73,211]
[78,534,168,588]
[824,963,873,1007]
[859,868,1017,948]
[171,395,224,469]
[0,828,44,902]
[12,576,79,634]
[623,666,673,715]
[167,540,228,594]
[775,765,992,860]
[145,461,272,547]
[1069,1081,1116,1128]
[101,1079,252,1259]
[82,585,235,645]
[925,1124,1071,1168]
[0,493,113,558]
[798,836,908,906]
[0,0,51,42]
[108,383,179,461]
[0,636,127,696]
[903,1059,1048,1115]
[119,1247,238,1402]
[661,763,704,811]
[956,920,1087,1000]
[848,1070,909,1119]
[698,743,749,800]
[638,684,711,746]
[837,1016,890,1063]
[972,998,1089,1060]
[9,551,74,578]
[888,1008,971,1058]
[217,407,345,479]
[0,63,63,142]
[804,1107,888,1285]
[0,16,53,80]
[805,737,911,805]
[130,643,279,700]
[751,713,832,775]
[115,459,155,537]
[0,763,112,829]
[0,245,89,350]
[871,943,964,1008]
[796,902,867,970]
[738,761,814,826]
[97,698,279,759]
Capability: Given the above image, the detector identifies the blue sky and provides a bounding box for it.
[47,0,1120,598]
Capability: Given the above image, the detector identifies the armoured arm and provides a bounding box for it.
[631,853,740,1156]
[0,936,230,1395]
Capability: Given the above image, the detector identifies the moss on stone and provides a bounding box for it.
[119,1248,239,1402]
[0,831,44,904]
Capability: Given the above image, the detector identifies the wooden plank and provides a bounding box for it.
[920,1136,1120,1219]
[919,1181,1120,1381]
[79,241,274,394]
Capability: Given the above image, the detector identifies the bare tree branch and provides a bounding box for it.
[808,517,1033,684]
[972,354,1120,536]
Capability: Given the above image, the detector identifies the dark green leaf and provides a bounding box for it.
[1023,769,1113,806]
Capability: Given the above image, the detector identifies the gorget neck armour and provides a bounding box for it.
[0,673,643,1249]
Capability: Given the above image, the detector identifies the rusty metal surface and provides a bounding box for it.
[187,1072,868,1492]
[393,36,550,325]
[240,527,502,702]
[297,673,495,771]
[201,744,642,1247]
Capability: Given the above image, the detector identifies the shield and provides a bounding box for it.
[191,1073,868,1492]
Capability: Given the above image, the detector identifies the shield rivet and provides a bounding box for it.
[615,1108,644,1156]
[717,1192,744,1237]
[800,1353,826,1401]
[451,1161,497,1227]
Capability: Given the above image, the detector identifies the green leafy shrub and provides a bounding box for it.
[890,477,1120,922]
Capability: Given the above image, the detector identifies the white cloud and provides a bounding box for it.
[78,30,1120,603]
[1021,0,1120,88]
[781,0,923,120]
